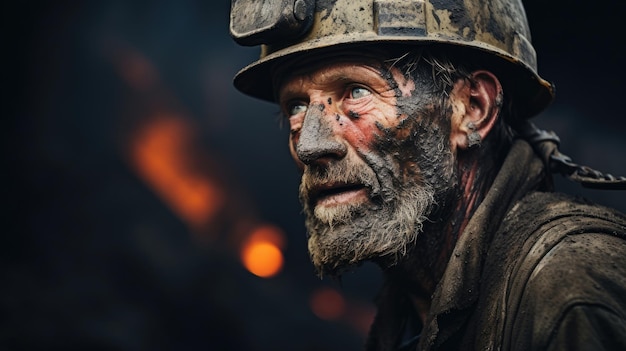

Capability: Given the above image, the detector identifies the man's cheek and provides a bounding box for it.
[342,124,376,151]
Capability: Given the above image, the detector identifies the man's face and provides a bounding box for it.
[278,58,458,276]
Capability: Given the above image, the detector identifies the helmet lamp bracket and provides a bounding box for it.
[230,0,315,46]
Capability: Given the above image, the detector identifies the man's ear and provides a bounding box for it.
[450,70,503,151]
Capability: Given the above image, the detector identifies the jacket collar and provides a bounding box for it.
[419,139,547,349]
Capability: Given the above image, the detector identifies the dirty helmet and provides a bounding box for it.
[230,0,555,119]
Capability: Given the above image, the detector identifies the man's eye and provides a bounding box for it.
[350,86,371,99]
[288,103,308,116]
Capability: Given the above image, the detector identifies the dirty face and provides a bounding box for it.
[278,57,458,276]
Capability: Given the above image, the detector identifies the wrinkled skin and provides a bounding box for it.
[278,57,463,277]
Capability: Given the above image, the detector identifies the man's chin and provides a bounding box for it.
[308,237,410,278]
[311,201,369,228]
[306,221,368,277]
[306,222,411,278]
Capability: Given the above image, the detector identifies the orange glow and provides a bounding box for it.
[242,242,284,278]
[240,224,286,278]
[310,287,346,320]
[130,116,223,230]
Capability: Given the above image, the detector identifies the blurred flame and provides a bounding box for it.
[309,287,346,320]
[241,224,285,278]
[130,115,223,231]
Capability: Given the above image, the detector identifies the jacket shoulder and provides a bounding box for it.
[497,192,626,350]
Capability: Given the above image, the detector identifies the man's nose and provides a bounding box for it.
[295,103,347,165]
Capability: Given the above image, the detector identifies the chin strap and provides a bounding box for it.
[514,121,626,190]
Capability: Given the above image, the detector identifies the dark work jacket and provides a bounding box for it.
[366,140,626,351]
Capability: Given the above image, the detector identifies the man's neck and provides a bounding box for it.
[385,148,500,323]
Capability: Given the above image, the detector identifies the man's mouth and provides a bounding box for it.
[311,182,368,207]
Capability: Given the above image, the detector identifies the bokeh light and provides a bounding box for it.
[310,287,347,320]
[242,242,284,278]
[241,224,286,278]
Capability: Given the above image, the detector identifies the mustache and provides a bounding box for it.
[299,157,382,204]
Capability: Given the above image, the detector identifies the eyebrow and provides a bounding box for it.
[278,64,395,102]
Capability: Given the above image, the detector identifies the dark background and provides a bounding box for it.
[3,1,625,350]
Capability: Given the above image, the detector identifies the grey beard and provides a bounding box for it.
[300,155,436,277]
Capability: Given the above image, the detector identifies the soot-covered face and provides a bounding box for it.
[278,58,458,276]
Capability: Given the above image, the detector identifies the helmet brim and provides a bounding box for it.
[234,36,555,119]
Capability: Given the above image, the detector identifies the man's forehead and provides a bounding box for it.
[277,61,405,104]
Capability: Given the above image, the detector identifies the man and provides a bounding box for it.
[229,0,626,350]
